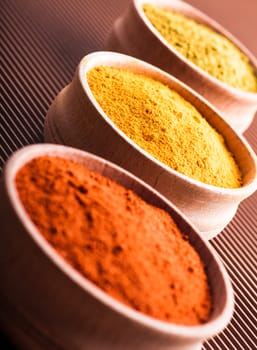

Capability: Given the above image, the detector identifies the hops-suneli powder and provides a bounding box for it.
[16,156,212,326]
[143,3,257,93]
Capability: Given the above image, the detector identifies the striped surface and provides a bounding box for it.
[1,0,256,349]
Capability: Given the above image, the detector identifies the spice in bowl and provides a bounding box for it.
[87,66,242,188]
[142,3,257,93]
[16,156,211,326]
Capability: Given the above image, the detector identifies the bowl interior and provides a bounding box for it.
[5,144,234,339]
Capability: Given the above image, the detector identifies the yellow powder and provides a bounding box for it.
[143,3,257,93]
[87,66,242,188]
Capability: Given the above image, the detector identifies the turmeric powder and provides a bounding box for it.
[143,3,257,93]
[87,66,242,188]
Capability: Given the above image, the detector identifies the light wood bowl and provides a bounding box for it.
[0,144,234,350]
[44,51,257,239]
[106,0,257,133]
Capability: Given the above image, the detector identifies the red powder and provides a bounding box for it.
[16,156,211,325]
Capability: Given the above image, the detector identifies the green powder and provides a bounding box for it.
[143,3,257,93]
[87,66,242,188]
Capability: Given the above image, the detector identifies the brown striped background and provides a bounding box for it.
[1,0,256,349]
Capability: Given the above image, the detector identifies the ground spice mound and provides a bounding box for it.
[143,4,257,93]
[16,156,212,326]
[87,66,242,188]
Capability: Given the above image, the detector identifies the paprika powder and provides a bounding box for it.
[16,156,212,326]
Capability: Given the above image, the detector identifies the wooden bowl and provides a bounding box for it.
[0,144,234,350]
[44,51,257,239]
[106,0,257,133]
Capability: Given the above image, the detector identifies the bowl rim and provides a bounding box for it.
[133,0,257,98]
[79,51,257,198]
[4,143,234,340]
